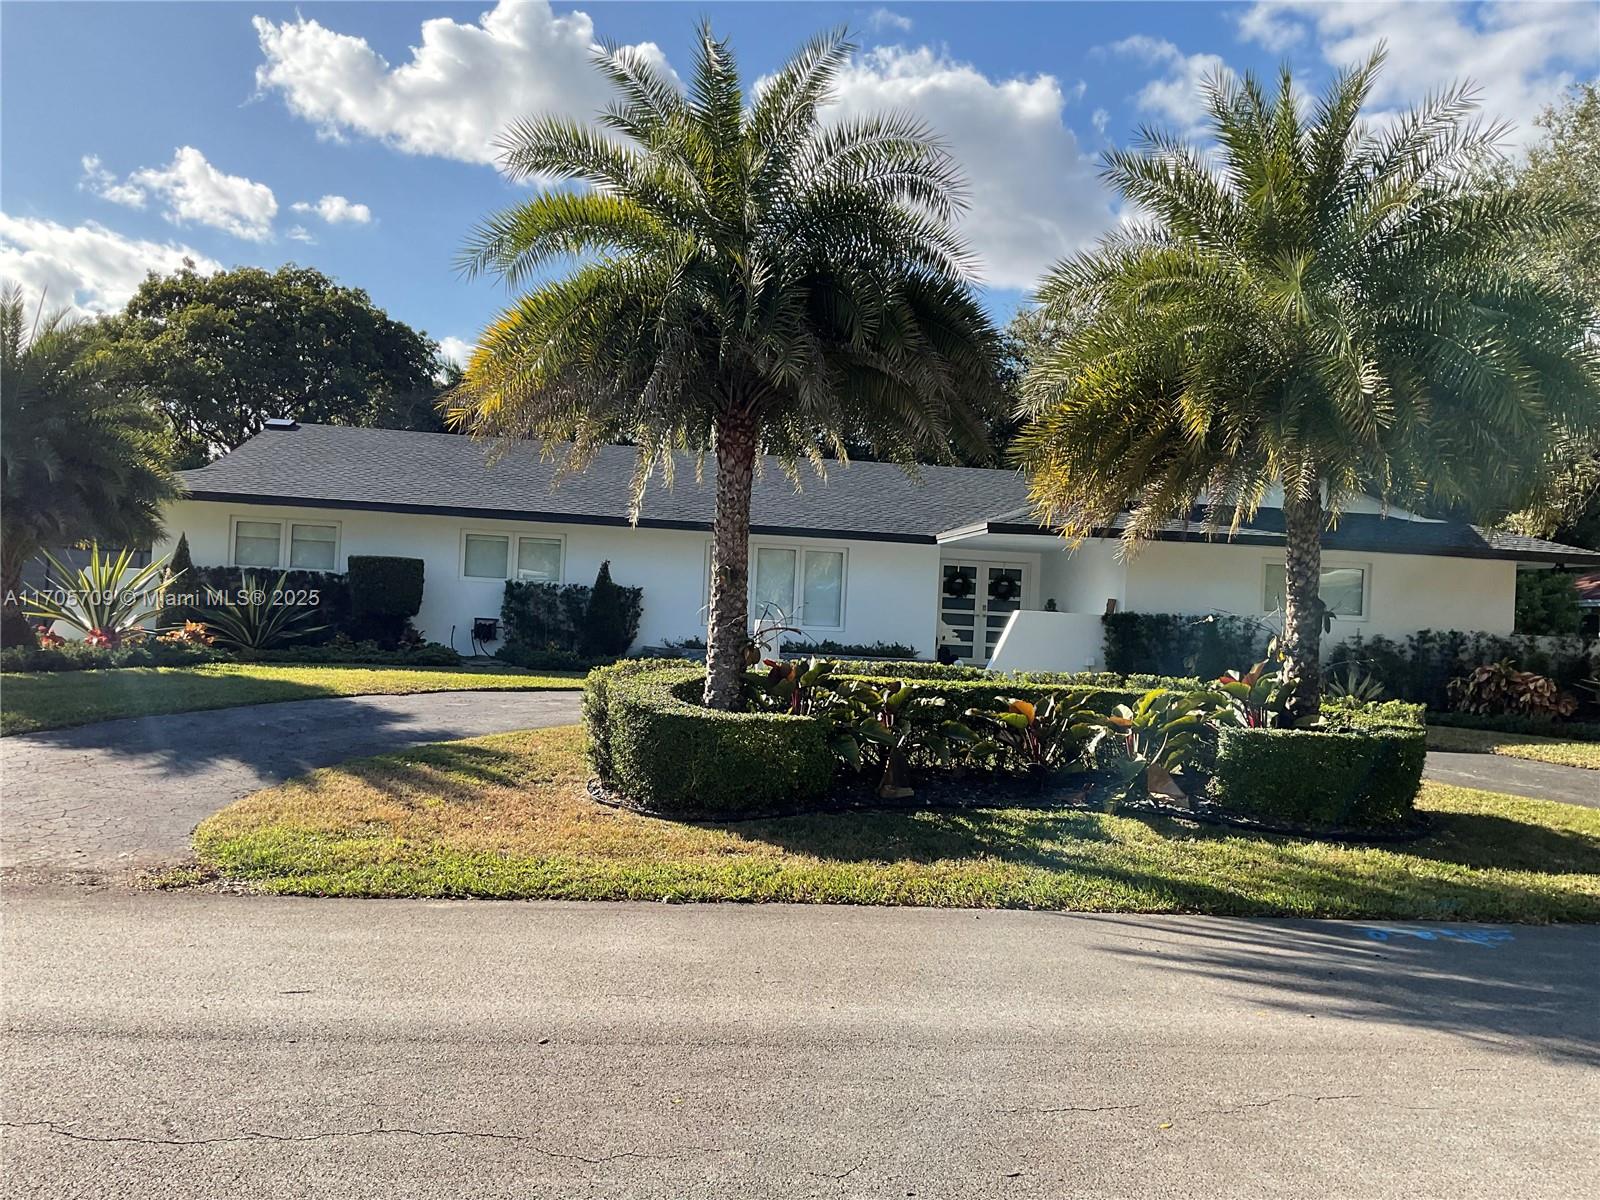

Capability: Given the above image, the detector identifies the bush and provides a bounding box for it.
[1516,571,1582,637]
[1320,695,1426,729]
[240,637,459,666]
[1328,629,1597,711]
[582,561,633,658]
[1210,725,1425,830]
[346,556,425,646]
[585,662,833,817]
[494,643,601,672]
[502,578,643,660]
[780,639,918,659]
[0,638,220,673]
[1102,612,1267,678]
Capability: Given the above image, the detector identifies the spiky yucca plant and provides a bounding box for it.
[1018,49,1600,722]
[450,24,1000,709]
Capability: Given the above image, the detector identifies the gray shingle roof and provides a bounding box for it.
[178,423,1030,543]
[179,423,1600,563]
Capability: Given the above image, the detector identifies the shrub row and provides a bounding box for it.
[500,570,643,661]
[585,661,833,817]
[1102,611,1268,678]
[1327,629,1596,711]
[1210,726,1426,830]
[0,639,221,673]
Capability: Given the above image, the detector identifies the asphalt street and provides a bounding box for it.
[3,889,1596,1199]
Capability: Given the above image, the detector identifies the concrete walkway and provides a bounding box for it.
[1425,750,1599,808]
[0,690,583,881]
[4,892,1596,1200]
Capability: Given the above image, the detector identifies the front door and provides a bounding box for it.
[939,560,1027,663]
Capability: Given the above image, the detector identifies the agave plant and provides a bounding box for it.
[202,572,325,651]
[1325,662,1387,702]
[23,545,172,648]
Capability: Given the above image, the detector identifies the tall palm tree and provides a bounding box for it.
[0,287,179,645]
[450,24,1000,709]
[1018,49,1600,722]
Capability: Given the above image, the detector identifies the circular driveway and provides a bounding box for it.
[0,690,582,881]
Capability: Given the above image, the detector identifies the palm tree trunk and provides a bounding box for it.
[0,539,37,647]
[704,411,757,710]
[1280,493,1325,725]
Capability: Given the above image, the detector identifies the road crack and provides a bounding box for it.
[1,1119,722,1164]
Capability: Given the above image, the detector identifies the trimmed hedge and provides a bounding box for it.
[348,556,425,619]
[1210,725,1426,830]
[584,662,833,817]
[1103,611,1268,678]
[1320,695,1426,729]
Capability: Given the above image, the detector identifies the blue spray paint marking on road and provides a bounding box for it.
[1360,926,1514,947]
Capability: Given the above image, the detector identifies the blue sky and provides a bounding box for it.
[3,1,1596,363]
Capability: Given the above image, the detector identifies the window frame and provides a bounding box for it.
[460,528,566,583]
[704,538,850,631]
[286,521,341,572]
[1262,557,1370,622]
[229,515,344,571]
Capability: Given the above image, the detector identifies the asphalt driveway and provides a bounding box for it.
[3,892,1596,1200]
[1424,750,1598,808]
[0,690,582,881]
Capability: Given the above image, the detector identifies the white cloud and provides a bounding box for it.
[828,46,1115,289]
[291,194,372,224]
[438,335,476,367]
[867,8,914,34]
[1092,107,1111,135]
[80,146,277,241]
[1238,1,1597,151]
[252,0,675,167]
[286,225,316,244]
[1110,35,1232,134]
[78,155,147,208]
[0,214,222,319]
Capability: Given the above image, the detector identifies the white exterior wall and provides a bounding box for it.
[1122,540,1517,649]
[1037,538,1126,616]
[157,500,942,656]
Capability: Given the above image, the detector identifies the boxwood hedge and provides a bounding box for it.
[1210,725,1426,831]
[584,661,834,818]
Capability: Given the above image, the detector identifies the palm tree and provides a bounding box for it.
[450,25,1000,709]
[0,287,179,645]
[1017,48,1600,722]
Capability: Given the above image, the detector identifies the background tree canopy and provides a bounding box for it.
[104,265,451,466]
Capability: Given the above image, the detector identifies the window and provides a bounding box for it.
[288,523,338,570]
[463,534,510,579]
[233,520,282,568]
[1264,562,1366,619]
[751,547,796,620]
[515,537,562,582]
[801,549,844,627]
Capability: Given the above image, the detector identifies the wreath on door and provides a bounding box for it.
[988,575,1018,602]
[943,572,973,598]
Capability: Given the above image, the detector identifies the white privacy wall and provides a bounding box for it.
[158,501,943,656]
[1121,541,1517,646]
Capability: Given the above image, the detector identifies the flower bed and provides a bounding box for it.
[584,657,1426,830]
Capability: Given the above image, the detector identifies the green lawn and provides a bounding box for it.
[0,662,582,735]
[193,725,1600,922]
[1426,724,1600,771]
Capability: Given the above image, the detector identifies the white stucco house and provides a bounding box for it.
[160,422,1600,670]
